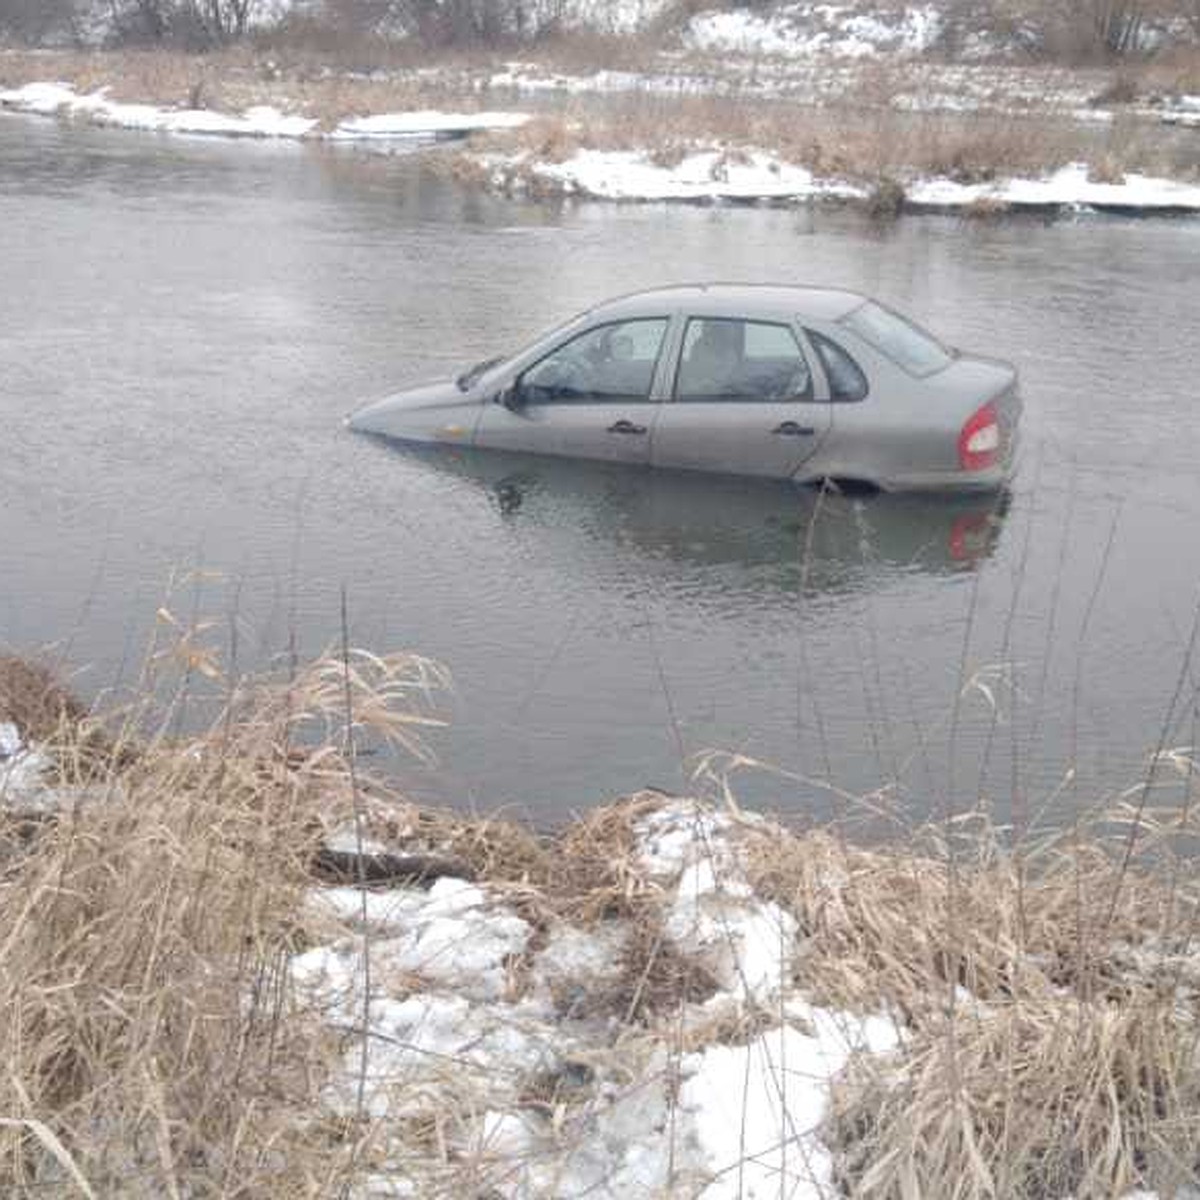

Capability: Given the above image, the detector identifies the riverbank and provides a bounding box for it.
[2,44,1199,215]
[3,649,1199,1198]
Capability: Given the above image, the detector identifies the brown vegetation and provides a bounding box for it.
[0,655,88,743]
[3,643,1200,1195]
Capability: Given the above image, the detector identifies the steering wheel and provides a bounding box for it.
[549,356,588,396]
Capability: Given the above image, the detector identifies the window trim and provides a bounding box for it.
[806,329,870,404]
[671,316,815,405]
[516,317,670,406]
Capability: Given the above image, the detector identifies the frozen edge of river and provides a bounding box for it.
[2,79,1198,216]
[0,79,530,141]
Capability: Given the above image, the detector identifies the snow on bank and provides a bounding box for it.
[0,80,529,142]
[909,161,1200,213]
[1161,94,1200,127]
[0,721,55,812]
[495,147,865,203]
[329,108,530,140]
[488,146,1200,214]
[3,79,1197,217]
[289,797,902,1198]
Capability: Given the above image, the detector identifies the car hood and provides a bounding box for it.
[346,379,468,436]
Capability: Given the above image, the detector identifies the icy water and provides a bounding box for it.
[2,115,1199,825]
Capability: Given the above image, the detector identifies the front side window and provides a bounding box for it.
[675,318,812,403]
[519,318,667,405]
[808,330,869,402]
[841,300,952,378]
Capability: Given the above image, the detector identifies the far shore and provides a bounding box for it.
[3,44,1199,217]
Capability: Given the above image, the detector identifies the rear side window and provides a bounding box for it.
[808,330,869,403]
[675,318,812,403]
[841,300,952,377]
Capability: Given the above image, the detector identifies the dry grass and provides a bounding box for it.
[0,655,88,743]
[4,642,1200,1196]
[832,999,1200,1198]
[0,644,448,1196]
[733,803,1200,1197]
[0,46,476,128]
[470,88,1197,198]
[5,40,1197,191]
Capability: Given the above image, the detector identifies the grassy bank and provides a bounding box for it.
[3,645,1200,1197]
[2,43,1198,203]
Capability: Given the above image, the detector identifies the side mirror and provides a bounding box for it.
[497,383,526,413]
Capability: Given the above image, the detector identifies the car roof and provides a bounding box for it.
[582,283,868,324]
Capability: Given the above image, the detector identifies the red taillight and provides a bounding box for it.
[948,513,993,561]
[958,401,1001,472]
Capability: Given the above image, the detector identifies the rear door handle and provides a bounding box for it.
[607,419,648,435]
[772,421,816,436]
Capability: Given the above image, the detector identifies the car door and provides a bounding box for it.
[474,317,671,466]
[649,317,831,479]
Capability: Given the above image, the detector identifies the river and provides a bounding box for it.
[3,114,1199,827]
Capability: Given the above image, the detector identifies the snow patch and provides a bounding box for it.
[0,725,56,812]
[0,722,23,761]
[329,109,530,140]
[635,802,798,1000]
[322,826,392,856]
[687,4,941,60]
[1161,95,1200,128]
[682,1001,900,1199]
[0,82,529,143]
[507,148,864,203]
[506,147,1200,213]
[284,798,910,1195]
[307,876,530,1000]
[908,162,1200,212]
[569,0,673,34]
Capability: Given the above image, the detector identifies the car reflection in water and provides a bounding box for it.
[366,439,1011,600]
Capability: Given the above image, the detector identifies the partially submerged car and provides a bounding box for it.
[347,284,1021,491]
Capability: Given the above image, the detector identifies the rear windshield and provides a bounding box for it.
[841,301,952,378]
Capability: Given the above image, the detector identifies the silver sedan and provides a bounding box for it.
[347,284,1021,492]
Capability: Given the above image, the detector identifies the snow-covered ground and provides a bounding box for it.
[1161,94,1200,127]
[686,3,943,60]
[6,77,1196,215]
[0,721,55,812]
[293,800,903,1198]
[908,161,1200,212]
[491,148,866,203]
[0,80,529,141]
[487,146,1200,213]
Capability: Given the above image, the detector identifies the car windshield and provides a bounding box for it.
[455,356,504,392]
[841,301,953,377]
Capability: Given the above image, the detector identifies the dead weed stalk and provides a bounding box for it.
[0,644,446,1196]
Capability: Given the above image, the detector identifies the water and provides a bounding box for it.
[3,114,1200,825]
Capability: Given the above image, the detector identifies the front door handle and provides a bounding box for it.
[772,421,816,436]
[607,419,648,435]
